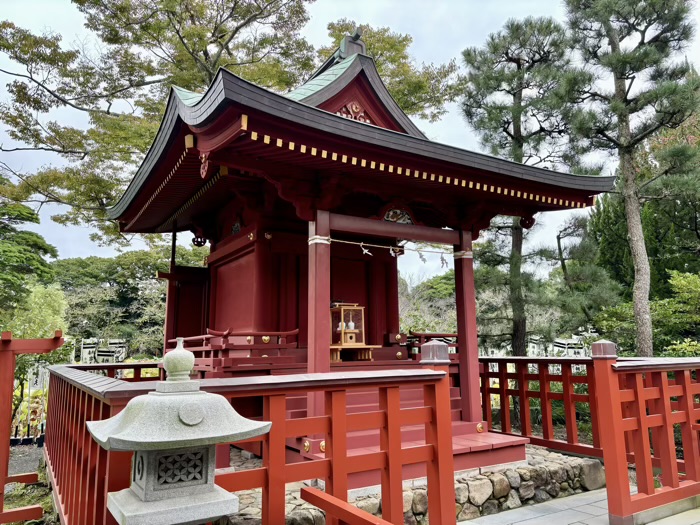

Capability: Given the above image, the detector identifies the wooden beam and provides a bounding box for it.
[328,212,459,244]
[301,487,393,525]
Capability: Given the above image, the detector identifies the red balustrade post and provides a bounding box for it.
[262,394,287,525]
[586,361,601,450]
[480,359,491,425]
[0,331,63,524]
[562,364,578,445]
[678,369,700,480]
[324,390,348,525]
[538,363,553,441]
[592,340,633,524]
[421,341,456,525]
[498,362,511,432]
[516,361,531,437]
[378,386,403,524]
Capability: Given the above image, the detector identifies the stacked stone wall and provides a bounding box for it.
[226,446,606,525]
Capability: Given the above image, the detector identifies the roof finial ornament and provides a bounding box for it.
[352,28,362,41]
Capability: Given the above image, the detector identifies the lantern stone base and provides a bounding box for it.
[107,486,239,525]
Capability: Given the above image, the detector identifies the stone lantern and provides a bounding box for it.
[87,338,271,525]
[420,339,451,365]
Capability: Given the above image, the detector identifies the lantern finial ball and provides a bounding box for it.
[164,337,195,382]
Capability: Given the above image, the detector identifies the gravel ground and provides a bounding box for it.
[9,445,43,475]
[5,445,44,496]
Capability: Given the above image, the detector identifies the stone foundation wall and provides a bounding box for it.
[226,446,606,525]
[385,447,606,524]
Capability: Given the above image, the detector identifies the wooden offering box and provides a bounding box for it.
[330,303,379,361]
[331,303,365,346]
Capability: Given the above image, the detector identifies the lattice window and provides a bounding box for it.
[157,451,205,485]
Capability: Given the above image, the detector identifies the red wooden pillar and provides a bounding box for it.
[307,210,331,416]
[454,230,482,423]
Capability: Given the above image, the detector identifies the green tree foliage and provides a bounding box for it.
[460,17,583,356]
[0,177,57,321]
[53,243,207,354]
[1,7,458,245]
[542,215,621,334]
[0,0,315,244]
[589,114,700,300]
[563,0,700,356]
[590,194,700,300]
[320,19,459,122]
[399,273,457,335]
[596,271,700,355]
[5,282,70,422]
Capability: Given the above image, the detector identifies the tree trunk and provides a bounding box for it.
[509,84,527,357]
[620,148,654,356]
[510,217,527,356]
[604,20,654,356]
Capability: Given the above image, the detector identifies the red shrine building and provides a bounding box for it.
[109,33,614,474]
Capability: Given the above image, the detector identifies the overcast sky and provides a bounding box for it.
[1,0,699,278]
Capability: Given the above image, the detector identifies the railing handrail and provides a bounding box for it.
[612,356,700,371]
[49,365,446,401]
[45,362,456,525]
[479,356,592,363]
[72,362,160,371]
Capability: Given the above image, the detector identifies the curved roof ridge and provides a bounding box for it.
[108,68,615,221]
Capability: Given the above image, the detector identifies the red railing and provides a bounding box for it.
[479,356,602,457]
[45,363,456,525]
[0,331,64,524]
[592,341,700,524]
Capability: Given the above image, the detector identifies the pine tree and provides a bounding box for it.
[0,7,458,245]
[460,17,582,356]
[564,0,700,356]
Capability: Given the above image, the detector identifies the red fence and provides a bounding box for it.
[45,363,456,525]
[479,356,602,457]
[592,341,700,524]
[0,331,64,524]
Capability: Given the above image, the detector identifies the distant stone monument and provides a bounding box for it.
[87,337,271,525]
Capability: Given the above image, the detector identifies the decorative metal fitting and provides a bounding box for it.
[476,423,484,433]
[246,336,252,344]
[453,250,473,259]
[395,334,402,341]
[248,233,255,241]
[319,441,326,453]
[261,355,268,358]
[396,352,403,360]
[261,336,270,344]
[192,236,207,247]
[264,232,272,240]
[303,440,311,452]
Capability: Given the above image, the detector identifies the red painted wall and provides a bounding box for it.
[205,227,400,348]
[212,252,256,331]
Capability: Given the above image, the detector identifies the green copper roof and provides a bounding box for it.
[173,85,204,107]
[285,55,359,102]
[172,55,358,108]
